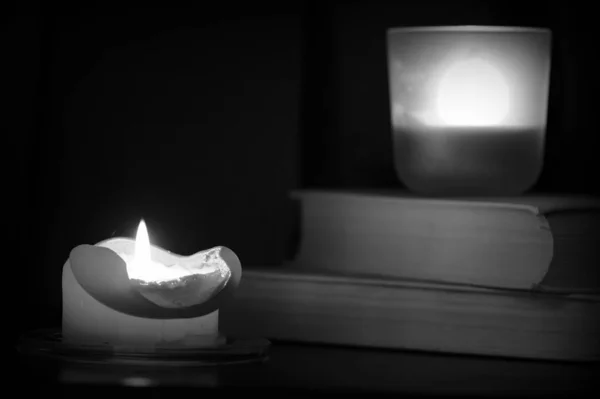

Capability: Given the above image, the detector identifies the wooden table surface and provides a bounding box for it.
[13,340,599,397]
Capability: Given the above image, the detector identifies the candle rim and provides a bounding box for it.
[67,238,242,319]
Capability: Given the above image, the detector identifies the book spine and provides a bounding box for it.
[291,194,553,290]
[220,271,600,362]
[532,212,554,288]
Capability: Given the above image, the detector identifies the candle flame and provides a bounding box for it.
[125,219,206,283]
[126,219,155,281]
[134,219,152,267]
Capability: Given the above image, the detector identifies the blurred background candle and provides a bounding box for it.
[387,26,552,195]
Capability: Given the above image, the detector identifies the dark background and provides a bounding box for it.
[7,1,599,336]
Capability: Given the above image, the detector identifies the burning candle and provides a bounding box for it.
[387,26,552,195]
[62,220,241,349]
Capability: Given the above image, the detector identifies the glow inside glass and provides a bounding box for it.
[387,26,552,195]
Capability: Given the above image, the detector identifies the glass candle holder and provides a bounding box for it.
[387,26,552,196]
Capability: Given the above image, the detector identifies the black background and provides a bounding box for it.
[7,1,600,338]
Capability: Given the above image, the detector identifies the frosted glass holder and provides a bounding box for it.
[387,26,552,195]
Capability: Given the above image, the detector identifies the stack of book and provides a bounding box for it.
[221,189,600,361]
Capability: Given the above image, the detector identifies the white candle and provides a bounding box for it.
[62,220,241,349]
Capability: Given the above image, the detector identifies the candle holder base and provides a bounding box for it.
[17,328,270,367]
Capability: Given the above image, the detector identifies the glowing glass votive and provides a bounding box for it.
[387,26,552,195]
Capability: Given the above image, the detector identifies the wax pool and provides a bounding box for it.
[61,239,237,349]
[392,126,544,196]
